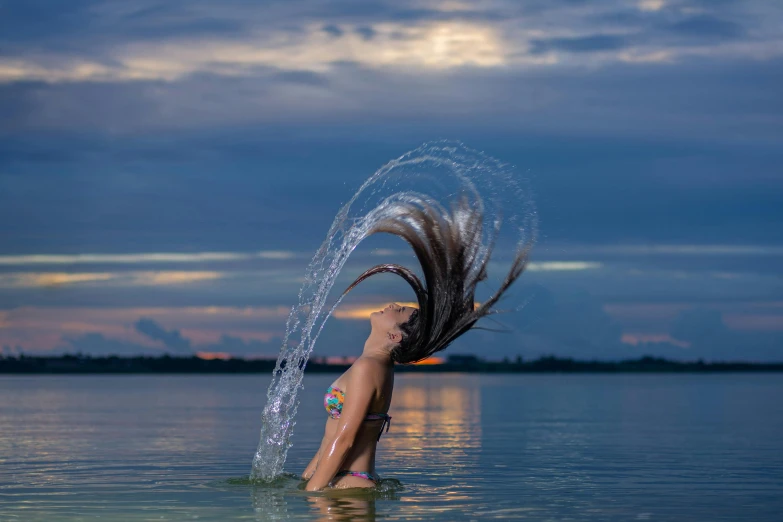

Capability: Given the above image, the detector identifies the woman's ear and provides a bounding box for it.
[387,331,401,344]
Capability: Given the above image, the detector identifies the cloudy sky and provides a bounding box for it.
[1,0,782,361]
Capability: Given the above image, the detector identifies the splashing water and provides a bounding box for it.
[250,141,537,481]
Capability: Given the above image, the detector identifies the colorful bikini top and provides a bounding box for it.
[324,385,392,441]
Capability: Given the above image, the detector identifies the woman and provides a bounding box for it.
[302,197,534,491]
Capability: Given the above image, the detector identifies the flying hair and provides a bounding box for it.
[341,194,535,364]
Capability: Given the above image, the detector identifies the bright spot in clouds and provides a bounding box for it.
[0,21,507,84]
[9,273,116,287]
[619,50,673,63]
[638,0,666,12]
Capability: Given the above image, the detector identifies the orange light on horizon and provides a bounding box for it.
[196,351,232,360]
[412,357,445,365]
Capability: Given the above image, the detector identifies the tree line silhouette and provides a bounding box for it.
[1,354,781,374]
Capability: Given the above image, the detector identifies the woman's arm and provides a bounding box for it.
[305,361,375,491]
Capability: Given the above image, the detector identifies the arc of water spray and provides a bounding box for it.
[250,141,536,481]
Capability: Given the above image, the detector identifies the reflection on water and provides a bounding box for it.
[384,374,481,479]
[248,475,295,521]
[243,474,403,522]
[306,492,377,522]
[392,374,481,443]
[303,482,402,522]
[2,374,782,521]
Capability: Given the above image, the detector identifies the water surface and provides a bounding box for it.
[1,373,781,520]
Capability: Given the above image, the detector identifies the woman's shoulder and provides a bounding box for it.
[348,356,392,388]
[350,355,387,374]
[347,357,391,403]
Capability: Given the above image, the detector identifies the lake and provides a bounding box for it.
[1,373,781,521]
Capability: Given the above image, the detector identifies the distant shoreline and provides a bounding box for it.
[2,354,782,374]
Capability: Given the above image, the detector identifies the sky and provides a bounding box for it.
[1,0,782,361]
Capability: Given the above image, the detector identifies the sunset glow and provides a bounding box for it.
[196,352,233,360]
[413,357,445,365]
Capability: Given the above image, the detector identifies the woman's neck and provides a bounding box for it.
[361,332,393,363]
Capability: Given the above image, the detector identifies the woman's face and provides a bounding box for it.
[370,303,416,335]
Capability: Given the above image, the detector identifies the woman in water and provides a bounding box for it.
[302,197,534,491]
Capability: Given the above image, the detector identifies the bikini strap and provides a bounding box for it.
[377,414,391,441]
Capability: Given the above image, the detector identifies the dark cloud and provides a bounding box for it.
[529,34,632,54]
[595,8,666,27]
[1,344,24,356]
[666,15,745,40]
[300,3,503,23]
[51,329,283,357]
[134,318,192,353]
[0,1,249,58]
[671,308,727,343]
[116,4,246,39]
[321,24,344,38]
[57,332,162,356]
[354,26,376,40]
[0,0,100,51]
[670,308,783,361]
[274,70,330,87]
[591,7,754,50]
[507,284,626,359]
[199,334,283,357]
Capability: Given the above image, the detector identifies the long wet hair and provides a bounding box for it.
[341,195,535,364]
